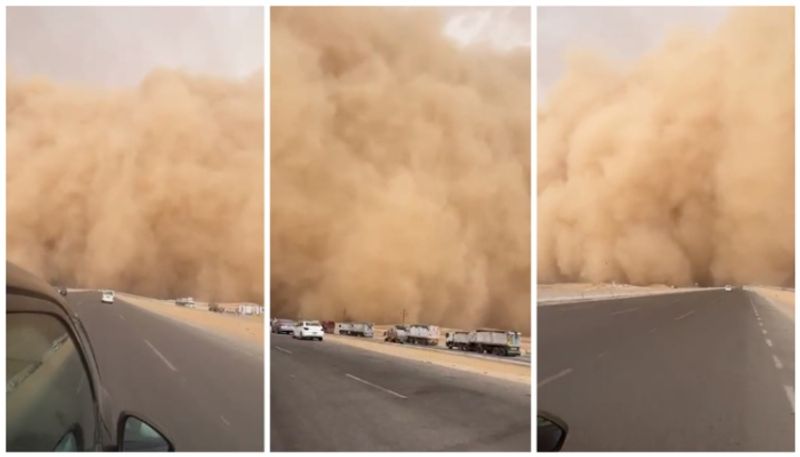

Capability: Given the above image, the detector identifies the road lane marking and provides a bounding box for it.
[674,310,695,321]
[274,346,292,355]
[220,416,231,427]
[345,373,407,399]
[538,368,574,388]
[758,321,763,327]
[144,340,178,372]
[118,314,125,321]
[648,327,657,334]
[610,307,638,316]
[772,355,784,370]
[765,338,773,347]
[784,385,795,412]
[762,329,768,335]
[597,351,608,358]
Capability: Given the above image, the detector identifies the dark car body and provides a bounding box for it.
[6,262,173,451]
[272,318,295,334]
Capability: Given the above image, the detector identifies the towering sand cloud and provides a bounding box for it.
[271,8,531,331]
[539,8,794,287]
[7,70,264,302]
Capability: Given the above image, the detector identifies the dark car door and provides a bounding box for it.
[7,295,100,451]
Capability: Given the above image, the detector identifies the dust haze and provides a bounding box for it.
[7,70,264,302]
[271,8,531,332]
[539,7,794,287]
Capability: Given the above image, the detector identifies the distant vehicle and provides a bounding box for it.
[339,322,374,338]
[58,287,68,296]
[406,324,440,346]
[272,318,295,334]
[101,290,115,304]
[445,330,471,350]
[175,297,195,308]
[320,320,337,334]
[208,302,222,313]
[293,320,324,341]
[724,285,733,292]
[468,329,521,357]
[385,325,409,343]
[7,262,173,451]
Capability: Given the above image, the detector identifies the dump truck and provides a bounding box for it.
[406,324,440,346]
[445,330,471,350]
[468,329,521,356]
[385,325,409,343]
[339,322,374,338]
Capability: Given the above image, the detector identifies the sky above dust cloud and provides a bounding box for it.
[7,7,264,302]
[538,7,794,288]
[271,7,531,332]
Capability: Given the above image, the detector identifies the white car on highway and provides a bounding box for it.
[724,285,733,291]
[101,290,115,304]
[293,320,324,341]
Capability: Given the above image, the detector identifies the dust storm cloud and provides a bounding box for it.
[538,8,794,287]
[271,8,531,331]
[7,70,264,302]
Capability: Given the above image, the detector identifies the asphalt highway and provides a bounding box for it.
[270,333,531,451]
[68,291,263,451]
[538,288,794,451]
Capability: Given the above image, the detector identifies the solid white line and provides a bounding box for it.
[538,368,574,388]
[144,340,178,372]
[765,338,773,347]
[784,385,795,412]
[674,310,695,321]
[220,416,231,427]
[772,354,784,370]
[610,307,638,316]
[274,346,292,355]
[345,373,407,399]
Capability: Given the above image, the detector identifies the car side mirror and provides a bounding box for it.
[119,415,173,451]
[537,412,568,452]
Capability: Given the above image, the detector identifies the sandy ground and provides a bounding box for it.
[538,283,705,304]
[118,292,263,347]
[747,287,795,321]
[324,333,530,385]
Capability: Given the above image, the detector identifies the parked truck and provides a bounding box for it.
[406,324,440,346]
[384,325,409,343]
[445,330,471,350]
[468,329,521,356]
[339,322,374,338]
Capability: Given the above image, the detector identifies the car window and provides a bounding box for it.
[7,312,98,451]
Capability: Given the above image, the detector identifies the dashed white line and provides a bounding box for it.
[118,314,125,321]
[648,327,657,334]
[274,346,292,355]
[538,368,574,388]
[220,416,231,427]
[772,354,784,370]
[597,351,608,358]
[610,307,638,316]
[144,340,178,372]
[762,329,768,335]
[674,310,695,321]
[765,338,773,347]
[758,321,764,327]
[784,385,795,412]
[345,373,407,399]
